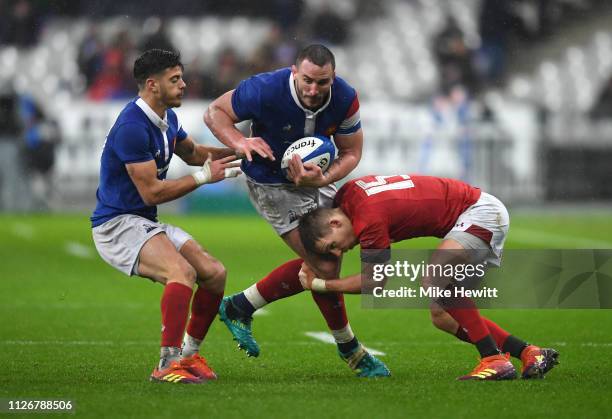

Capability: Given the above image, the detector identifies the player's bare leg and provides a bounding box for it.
[137,233,202,384]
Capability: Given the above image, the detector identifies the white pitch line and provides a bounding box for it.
[509,228,612,248]
[305,331,386,356]
[252,307,269,317]
[64,241,94,259]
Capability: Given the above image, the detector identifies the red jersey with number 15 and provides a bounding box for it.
[335,175,481,249]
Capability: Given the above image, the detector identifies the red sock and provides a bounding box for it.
[444,297,490,343]
[186,287,223,341]
[160,282,193,348]
[311,291,348,330]
[482,317,511,349]
[255,258,305,302]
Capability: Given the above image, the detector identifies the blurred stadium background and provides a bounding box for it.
[2,0,612,213]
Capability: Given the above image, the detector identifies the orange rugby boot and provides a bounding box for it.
[150,361,203,384]
[520,345,559,379]
[180,353,218,380]
[458,353,517,381]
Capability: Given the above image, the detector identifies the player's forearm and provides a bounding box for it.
[321,273,362,294]
[204,106,244,150]
[324,150,361,184]
[188,145,235,166]
[140,176,199,206]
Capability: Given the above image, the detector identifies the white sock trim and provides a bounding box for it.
[243,284,268,310]
[331,324,355,344]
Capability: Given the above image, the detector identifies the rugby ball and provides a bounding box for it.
[281,135,336,179]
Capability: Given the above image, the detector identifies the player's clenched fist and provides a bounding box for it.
[192,154,242,185]
[298,263,327,292]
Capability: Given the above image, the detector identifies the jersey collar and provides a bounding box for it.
[135,97,169,131]
[288,72,332,116]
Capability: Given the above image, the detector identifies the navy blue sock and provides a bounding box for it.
[338,337,360,355]
[502,335,529,359]
[229,293,256,318]
[475,335,501,358]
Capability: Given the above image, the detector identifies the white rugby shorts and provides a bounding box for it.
[246,178,336,236]
[92,214,192,276]
[444,192,510,266]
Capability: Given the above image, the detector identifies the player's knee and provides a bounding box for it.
[209,260,227,286]
[197,259,226,293]
[166,259,197,287]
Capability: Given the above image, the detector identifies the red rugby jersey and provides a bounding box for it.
[335,175,481,249]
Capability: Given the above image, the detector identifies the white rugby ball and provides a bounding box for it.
[280,135,336,179]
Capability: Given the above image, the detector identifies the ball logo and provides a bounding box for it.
[280,136,335,179]
[285,138,319,155]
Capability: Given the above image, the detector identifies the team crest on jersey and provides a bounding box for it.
[325,125,337,136]
[283,123,292,132]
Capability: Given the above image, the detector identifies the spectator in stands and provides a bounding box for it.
[18,94,61,210]
[311,5,349,45]
[269,0,305,33]
[477,0,529,85]
[247,24,285,74]
[77,25,105,88]
[419,85,473,182]
[0,85,25,211]
[206,47,246,98]
[433,16,478,94]
[247,23,301,75]
[589,76,612,120]
[87,31,134,100]
[182,58,209,99]
[1,0,40,47]
[140,17,176,53]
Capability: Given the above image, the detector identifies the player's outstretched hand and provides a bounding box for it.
[287,154,327,188]
[235,137,275,162]
[192,154,242,185]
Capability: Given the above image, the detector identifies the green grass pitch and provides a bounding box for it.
[1,212,611,418]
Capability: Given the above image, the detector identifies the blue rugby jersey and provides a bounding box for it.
[231,67,361,184]
[91,97,188,227]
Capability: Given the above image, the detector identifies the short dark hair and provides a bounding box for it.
[133,49,183,89]
[295,44,335,70]
[298,207,335,254]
